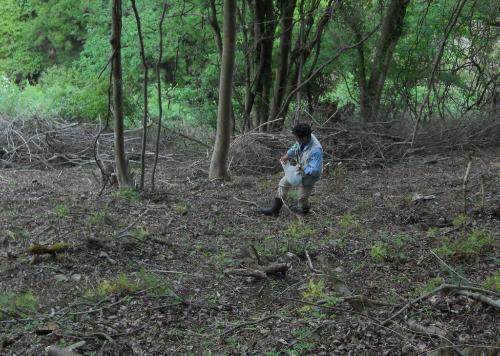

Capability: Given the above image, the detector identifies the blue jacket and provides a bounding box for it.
[287,134,323,186]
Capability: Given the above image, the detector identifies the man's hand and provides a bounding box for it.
[280,154,289,163]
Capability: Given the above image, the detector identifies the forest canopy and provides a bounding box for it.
[0,0,498,131]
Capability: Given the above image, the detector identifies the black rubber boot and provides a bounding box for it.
[260,198,283,217]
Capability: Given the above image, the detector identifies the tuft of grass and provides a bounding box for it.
[300,279,326,314]
[0,291,39,319]
[89,210,106,225]
[369,241,388,263]
[138,269,178,298]
[130,227,149,241]
[285,220,316,240]
[482,271,500,292]
[426,227,440,238]
[287,190,299,201]
[434,229,494,258]
[85,274,139,300]
[339,213,364,234]
[174,203,189,215]
[452,213,469,228]
[112,188,140,202]
[414,277,444,296]
[53,204,69,218]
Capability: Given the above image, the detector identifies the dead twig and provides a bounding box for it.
[221,315,280,338]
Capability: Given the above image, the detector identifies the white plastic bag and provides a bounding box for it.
[282,161,302,186]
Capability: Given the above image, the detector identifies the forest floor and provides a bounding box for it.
[0,146,499,355]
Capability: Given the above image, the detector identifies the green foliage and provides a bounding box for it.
[138,269,177,298]
[414,277,444,296]
[112,188,140,202]
[369,241,388,263]
[53,204,69,218]
[130,227,149,242]
[300,279,326,314]
[482,271,500,293]
[85,274,139,300]
[452,214,469,228]
[426,227,441,238]
[174,203,189,215]
[0,291,39,319]
[285,220,316,240]
[89,211,106,225]
[434,229,494,258]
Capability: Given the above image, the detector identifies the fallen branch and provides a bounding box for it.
[221,315,280,338]
[456,290,500,310]
[305,248,322,274]
[225,263,290,279]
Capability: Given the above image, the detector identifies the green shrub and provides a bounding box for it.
[434,229,494,258]
[0,291,38,319]
[370,241,388,263]
[112,188,140,202]
[482,271,500,292]
[285,220,316,240]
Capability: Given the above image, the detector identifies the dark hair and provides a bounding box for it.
[292,123,312,138]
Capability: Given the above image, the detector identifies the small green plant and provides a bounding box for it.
[370,241,388,263]
[285,220,316,240]
[426,227,440,238]
[300,279,326,314]
[130,227,149,241]
[210,252,233,268]
[85,274,139,300]
[287,190,299,201]
[112,188,140,202]
[434,229,494,258]
[89,210,106,225]
[53,204,69,218]
[482,271,500,292]
[0,291,39,319]
[414,277,444,296]
[452,213,469,228]
[175,203,189,215]
[138,269,177,297]
[339,213,363,234]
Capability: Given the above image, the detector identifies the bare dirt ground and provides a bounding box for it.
[0,147,499,355]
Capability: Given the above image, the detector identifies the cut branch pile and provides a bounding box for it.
[0,117,172,169]
[229,115,500,173]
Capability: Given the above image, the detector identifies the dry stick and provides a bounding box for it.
[151,2,168,191]
[221,315,280,338]
[410,0,468,148]
[480,173,485,213]
[456,290,500,310]
[429,249,469,284]
[249,244,263,265]
[233,196,259,208]
[382,284,447,326]
[304,248,322,274]
[462,154,472,214]
[131,0,149,190]
[117,210,148,237]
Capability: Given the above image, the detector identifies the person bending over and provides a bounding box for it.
[260,123,323,217]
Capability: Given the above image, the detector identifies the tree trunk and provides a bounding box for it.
[243,0,274,132]
[111,0,132,188]
[131,0,148,190]
[209,0,236,180]
[358,0,410,121]
[268,0,297,131]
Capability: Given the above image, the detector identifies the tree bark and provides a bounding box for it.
[209,0,236,180]
[268,0,297,131]
[131,0,148,190]
[111,0,132,188]
[151,2,168,191]
[356,0,410,121]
